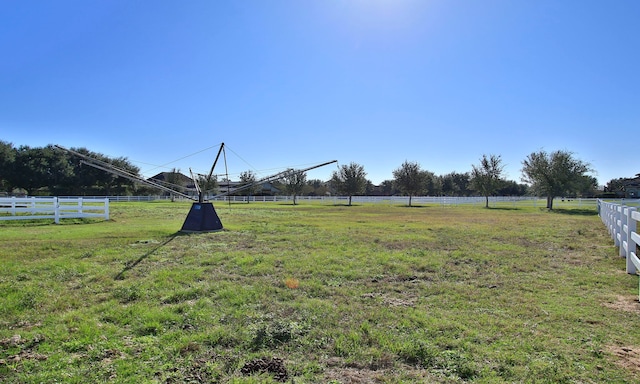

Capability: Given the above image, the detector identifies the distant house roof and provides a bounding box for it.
[624,177,640,186]
[218,180,280,195]
[623,177,640,198]
[149,172,192,184]
[148,172,196,194]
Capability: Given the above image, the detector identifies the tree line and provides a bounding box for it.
[328,151,596,210]
[1,141,600,209]
[0,142,142,196]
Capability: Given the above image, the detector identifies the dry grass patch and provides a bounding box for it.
[607,345,640,374]
[602,295,640,314]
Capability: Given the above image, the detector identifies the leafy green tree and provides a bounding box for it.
[497,180,528,196]
[106,157,141,195]
[64,147,102,195]
[365,180,376,195]
[330,162,368,206]
[378,180,397,196]
[306,179,330,196]
[393,161,427,207]
[165,168,186,201]
[441,172,472,196]
[521,150,593,210]
[198,174,218,198]
[11,145,73,195]
[64,147,139,195]
[576,175,598,197]
[282,168,306,205]
[605,178,626,196]
[0,141,16,193]
[424,170,441,196]
[471,154,506,208]
[42,145,74,195]
[238,170,258,202]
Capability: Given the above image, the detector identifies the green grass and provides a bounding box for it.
[1,201,639,383]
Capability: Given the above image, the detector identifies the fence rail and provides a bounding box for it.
[1,195,617,209]
[597,199,640,299]
[0,197,109,224]
[57,194,611,208]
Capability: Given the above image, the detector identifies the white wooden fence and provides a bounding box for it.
[55,195,607,208]
[0,197,109,224]
[598,199,640,298]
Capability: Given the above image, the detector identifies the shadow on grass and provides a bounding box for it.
[0,217,104,227]
[115,233,181,280]
[550,208,598,216]
[331,204,366,207]
[0,220,54,227]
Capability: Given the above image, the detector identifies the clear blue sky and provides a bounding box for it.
[2,0,638,186]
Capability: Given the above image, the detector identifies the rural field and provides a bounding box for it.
[1,200,639,383]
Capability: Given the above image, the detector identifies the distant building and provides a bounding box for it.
[218,181,280,196]
[148,172,197,197]
[624,176,640,198]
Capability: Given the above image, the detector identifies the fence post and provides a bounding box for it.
[54,197,60,224]
[104,198,110,221]
[614,205,622,248]
[620,206,629,257]
[626,207,637,274]
[609,203,617,240]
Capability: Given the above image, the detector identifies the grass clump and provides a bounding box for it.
[0,200,639,382]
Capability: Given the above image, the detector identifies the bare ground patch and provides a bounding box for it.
[606,345,640,374]
[323,358,431,383]
[602,295,640,314]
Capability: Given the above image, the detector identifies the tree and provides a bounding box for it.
[0,141,16,193]
[11,145,73,195]
[471,154,506,208]
[197,174,218,198]
[238,170,258,202]
[65,148,140,195]
[107,156,141,195]
[306,179,330,196]
[365,180,376,195]
[605,178,626,197]
[441,172,472,196]
[576,175,598,197]
[282,168,306,205]
[378,180,397,196]
[330,162,368,206]
[521,150,593,210]
[497,180,528,196]
[392,161,427,207]
[166,168,185,202]
[424,171,441,196]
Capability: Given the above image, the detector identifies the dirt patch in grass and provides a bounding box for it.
[360,291,418,308]
[324,361,433,384]
[324,367,387,383]
[241,356,288,382]
[0,334,48,365]
[606,345,640,373]
[602,295,640,314]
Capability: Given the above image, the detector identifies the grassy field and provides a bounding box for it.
[1,200,639,383]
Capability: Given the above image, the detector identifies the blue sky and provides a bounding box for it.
[1,0,638,186]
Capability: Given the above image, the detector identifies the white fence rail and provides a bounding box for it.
[91,195,602,208]
[0,197,109,224]
[44,194,615,208]
[597,199,640,299]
